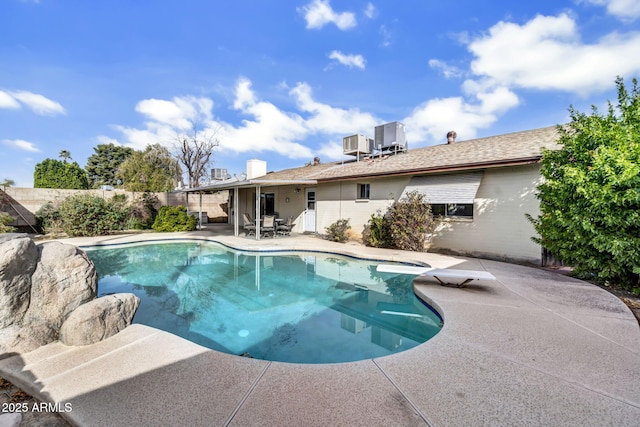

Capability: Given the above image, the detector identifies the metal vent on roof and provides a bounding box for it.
[375,121,406,152]
[211,168,229,181]
[401,172,483,204]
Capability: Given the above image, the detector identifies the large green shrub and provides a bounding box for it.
[152,206,197,232]
[325,218,351,243]
[363,211,393,248]
[34,159,89,189]
[128,192,159,230]
[388,190,436,252]
[36,192,162,235]
[35,202,64,234]
[57,194,128,236]
[528,77,640,288]
[0,212,16,233]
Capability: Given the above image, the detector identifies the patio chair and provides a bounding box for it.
[243,213,256,236]
[261,215,276,238]
[277,216,294,236]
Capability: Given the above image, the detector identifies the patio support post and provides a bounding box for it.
[198,192,203,231]
[233,187,239,237]
[255,184,261,240]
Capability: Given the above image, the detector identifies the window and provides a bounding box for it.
[431,203,473,218]
[260,193,276,216]
[357,183,370,200]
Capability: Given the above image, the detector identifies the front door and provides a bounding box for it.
[305,188,316,232]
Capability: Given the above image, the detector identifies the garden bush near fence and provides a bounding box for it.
[56,194,126,237]
[0,212,15,233]
[35,192,161,237]
[152,206,197,232]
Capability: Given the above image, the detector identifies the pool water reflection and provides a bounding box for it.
[85,241,442,364]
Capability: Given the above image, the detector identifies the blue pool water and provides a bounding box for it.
[84,241,442,364]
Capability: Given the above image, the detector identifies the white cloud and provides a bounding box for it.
[2,139,41,152]
[379,25,392,47]
[95,135,122,146]
[316,140,344,161]
[223,78,312,158]
[327,50,366,69]
[580,0,640,21]
[104,78,386,161]
[290,82,379,135]
[233,78,257,110]
[135,96,213,130]
[403,86,519,144]
[9,91,66,115]
[364,3,376,19]
[299,0,356,30]
[429,59,464,79]
[467,13,640,95]
[0,91,21,109]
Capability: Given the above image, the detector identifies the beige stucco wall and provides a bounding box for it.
[314,165,543,264]
[317,177,408,236]
[1,187,228,227]
[429,164,542,263]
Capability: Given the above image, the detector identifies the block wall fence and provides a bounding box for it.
[0,187,229,229]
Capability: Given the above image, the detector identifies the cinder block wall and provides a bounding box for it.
[0,188,229,227]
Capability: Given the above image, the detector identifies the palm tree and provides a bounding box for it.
[59,150,72,163]
[0,178,15,189]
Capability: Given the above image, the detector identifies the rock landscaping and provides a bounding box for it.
[0,234,139,357]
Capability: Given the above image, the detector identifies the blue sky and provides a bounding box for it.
[1,0,640,187]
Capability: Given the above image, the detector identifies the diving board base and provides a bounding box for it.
[376,264,496,288]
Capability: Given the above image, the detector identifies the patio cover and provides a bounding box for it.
[182,177,316,239]
[400,172,483,204]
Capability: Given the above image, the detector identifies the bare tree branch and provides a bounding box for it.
[173,121,220,188]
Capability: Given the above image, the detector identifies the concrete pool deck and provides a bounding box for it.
[1,228,639,426]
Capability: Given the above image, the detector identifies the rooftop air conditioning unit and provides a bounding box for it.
[375,121,406,152]
[211,168,229,181]
[343,134,374,156]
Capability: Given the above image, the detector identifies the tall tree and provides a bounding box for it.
[59,150,72,163]
[85,143,134,188]
[116,144,181,192]
[528,76,640,288]
[34,158,89,189]
[173,122,219,188]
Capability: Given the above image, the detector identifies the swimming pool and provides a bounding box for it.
[84,240,442,364]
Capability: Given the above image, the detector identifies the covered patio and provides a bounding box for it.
[182,176,317,240]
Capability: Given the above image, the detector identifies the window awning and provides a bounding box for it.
[400,172,483,204]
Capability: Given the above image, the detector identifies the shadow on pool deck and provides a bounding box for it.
[1,230,639,426]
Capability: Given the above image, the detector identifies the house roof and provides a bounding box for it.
[263,125,561,182]
[183,125,561,192]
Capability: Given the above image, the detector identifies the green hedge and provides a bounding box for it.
[57,194,128,237]
[152,206,197,232]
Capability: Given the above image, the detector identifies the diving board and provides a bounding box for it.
[376,264,496,288]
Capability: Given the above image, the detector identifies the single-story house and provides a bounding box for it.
[185,126,561,265]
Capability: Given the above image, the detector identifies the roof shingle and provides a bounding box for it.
[263,126,561,182]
